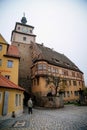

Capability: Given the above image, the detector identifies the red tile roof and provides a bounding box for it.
[6,45,20,58]
[0,74,24,91]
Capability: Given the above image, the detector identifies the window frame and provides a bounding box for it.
[23,37,26,41]
[15,94,22,106]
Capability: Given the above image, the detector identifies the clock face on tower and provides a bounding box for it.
[22,27,28,33]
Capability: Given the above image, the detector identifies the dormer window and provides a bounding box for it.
[55,59,60,63]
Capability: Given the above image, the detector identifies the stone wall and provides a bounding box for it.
[34,96,64,108]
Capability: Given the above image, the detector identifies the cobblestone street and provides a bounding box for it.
[0,105,87,130]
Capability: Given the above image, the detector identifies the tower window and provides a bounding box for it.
[18,27,20,30]
[30,30,32,33]
[23,37,26,41]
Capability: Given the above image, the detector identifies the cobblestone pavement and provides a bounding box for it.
[0,105,87,130]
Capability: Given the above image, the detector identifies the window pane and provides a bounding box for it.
[73,80,77,86]
[19,94,21,106]
[15,94,18,106]
[38,64,43,70]
[43,64,46,70]
[7,60,13,68]
[23,37,26,41]
[5,75,10,80]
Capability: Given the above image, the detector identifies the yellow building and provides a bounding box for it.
[0,34,25,116]
[30,43,84,103]
[0,33,20,85]
[0,73,24,116]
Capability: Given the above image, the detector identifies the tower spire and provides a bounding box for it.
[21,13,27,24]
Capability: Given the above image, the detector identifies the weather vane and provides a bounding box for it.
[23,12,25,17]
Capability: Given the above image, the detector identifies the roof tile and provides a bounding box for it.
[6,45,20,58]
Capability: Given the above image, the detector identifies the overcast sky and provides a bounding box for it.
[0,0,87,85]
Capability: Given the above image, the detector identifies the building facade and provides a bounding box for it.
[0,34,20,85]
[0,34,24,116]
[11,16,36,92]
[11,16,85,102]
[0,74,24,116]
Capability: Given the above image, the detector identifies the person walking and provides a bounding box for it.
[28,98,33,114]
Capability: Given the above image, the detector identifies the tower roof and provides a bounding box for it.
[21,13,27,24]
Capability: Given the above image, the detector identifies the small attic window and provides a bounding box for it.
[55,59,60,63]
[63,62,70,66]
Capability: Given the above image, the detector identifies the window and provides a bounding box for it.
[0,45,2,51]
[72,72,75,77]
[18,27,20,30]
[71,91,73,95]
[64,70,68,76]
[63,92,66,97]
[67,91,70,97]
[43,64,47,70]
[79,81,80,86]
[55,69,58,73]
[15,94,19,106]
[38,64,43,70]
[7,60,13,68]
[0,59,2,66]
[48,66,51,72]
[0,92,2,103]
[52,67,56,73]
[30,30,32,33]
[15,94,22,106]
[69,80,71,86]
[74,91,78,96]
[19,94,21,106]
[63,79,67,85]
[5,75,10,80]
[23,37,26,41]
[73,80,77,86]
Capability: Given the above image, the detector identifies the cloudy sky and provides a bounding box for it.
[0,0,87,85]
